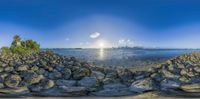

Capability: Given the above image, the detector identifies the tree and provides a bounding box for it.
[12,35,21,46]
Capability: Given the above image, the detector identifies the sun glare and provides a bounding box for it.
[99,42,104,48]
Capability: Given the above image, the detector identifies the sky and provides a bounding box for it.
[0,0,200,48]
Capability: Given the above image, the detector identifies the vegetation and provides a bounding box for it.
[0,35,40,55]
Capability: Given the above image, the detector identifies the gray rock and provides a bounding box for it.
[78,77,99,88]
[0,87,29,94]
[4,66,14,72]
[160,79,181,90]
[130,78,154,93]
[117,68,133,82]
[59,86,88,96]
[16,65,28,71]
[91,89,134,96]
[48,70,62,79]
[29,84,43,92]
[43,79,55,89]
[4,75,21,88]
[61,68,71,79]
[91,71,105,81]
[72,67,91,80]
[56,80,76,87]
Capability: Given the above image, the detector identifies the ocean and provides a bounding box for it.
[49,48,200,70]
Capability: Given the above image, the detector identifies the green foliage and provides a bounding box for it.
[1,47,11,55]
[24,40,40,51]
[1,35,40,55]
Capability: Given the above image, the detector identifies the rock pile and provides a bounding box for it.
[0,51,199,97]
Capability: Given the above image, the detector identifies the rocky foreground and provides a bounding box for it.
[0,51,200,97]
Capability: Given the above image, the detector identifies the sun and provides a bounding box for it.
[99,42,105,48]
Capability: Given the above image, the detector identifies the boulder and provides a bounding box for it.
[0,87,29,94]
[72,67,91,80]
[56,80,76,87]
[4,75,21,88]
[61,68,71,79]
[16,65,28,71]
[91,71,105,81]
[130,78,155,93]
[48,70,62,79]
[78,77,99,88]
[181,83,200,92]
[43,79,55,89]
[59,86,88,96]
[91,83,134,96]
[160,79,181,90]
[117,68,133,82]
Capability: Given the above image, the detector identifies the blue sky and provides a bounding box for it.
[0,0,200,48]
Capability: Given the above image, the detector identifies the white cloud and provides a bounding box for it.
[90,32,100,39]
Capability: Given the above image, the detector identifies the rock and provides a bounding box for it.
[4,67,14,72]
[78,77,99,88]
[162,70,180,79]
[130,78,155,93]
[4,75,21,88]
[29,84,42,92]
[102,77,121,85]
[91,71,105,81]
[91,83,134,96]
[16,65,28,71]
[72,67,91,80]
[27,74,44,85]
[103,83,127,89]
[59,86,88,96]
[43,79,54,89]
[31,66,39,71]
[48,70,62,80]
[0,67,4,72]
[56,80,76,87]
[160,79,181,90]
[0,87,29,94]
[151,73,164,82]
[117,68,133,82]
[61,68,71,79]
[181,83,200,92]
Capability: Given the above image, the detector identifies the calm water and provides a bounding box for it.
[50,48,200,68]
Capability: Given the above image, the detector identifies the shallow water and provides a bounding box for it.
[49,48,200,68]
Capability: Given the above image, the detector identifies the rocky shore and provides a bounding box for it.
[0,51,199,97]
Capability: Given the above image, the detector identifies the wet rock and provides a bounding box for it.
[5,75,21,88]
[130,78,155,93]
[78,77,99,88]
[56,80,76,87]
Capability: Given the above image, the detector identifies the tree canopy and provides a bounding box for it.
[1,35,40,55]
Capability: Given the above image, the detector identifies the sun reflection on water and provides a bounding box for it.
[99,48,104,60]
